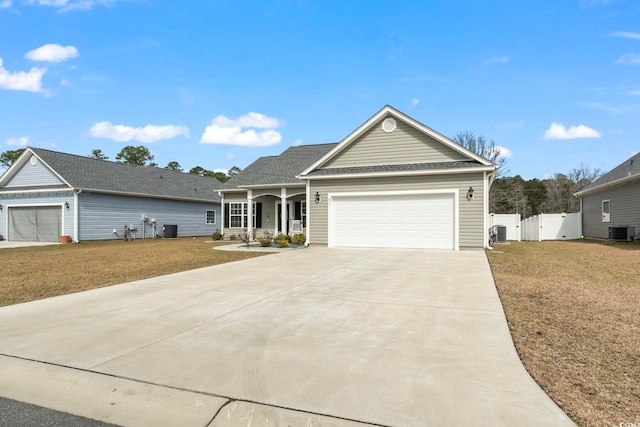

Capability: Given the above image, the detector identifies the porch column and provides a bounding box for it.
[219,193,225,236]
[247,189,253,239]
[280,187,287,235]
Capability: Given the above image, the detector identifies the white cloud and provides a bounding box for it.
[27,0,116,11]
[544,123,602,140]
[25,44,78,62]
[484,56,509,65]
[410,98,420,107]
[0,58,46,92]
[201,112,283,147]
[610,31,640,40]
[6,136,29,146]
[60,78,70,86]
[225,153,235,160]
[0,0,12,8]
[579,102,623,114]
[629,90,640,95]
[616,53,640,64]
[88,121,190,143]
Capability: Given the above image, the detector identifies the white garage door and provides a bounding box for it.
[330,193,455,249]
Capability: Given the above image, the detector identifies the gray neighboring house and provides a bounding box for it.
[575,152,640,239]
[219,105,498,250]
[0,147,221,242]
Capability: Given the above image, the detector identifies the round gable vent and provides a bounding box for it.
[30,155,38,165]
[382,117,397,133]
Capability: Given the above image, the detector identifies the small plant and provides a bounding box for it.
[275,233,290,243]
[228,234,238,241]
[260,239,272,247]
[211,229,224,241]
[240,230,253,246]
[290,233,305,245]
[276,239,289,248]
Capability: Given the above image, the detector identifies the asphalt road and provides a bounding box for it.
[0,396,120,427]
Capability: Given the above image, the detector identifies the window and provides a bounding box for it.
[602,200,610,223]
[301,201,307,228]
[227,202,259,228]
[229,203,246,228]
[206,210,216,225]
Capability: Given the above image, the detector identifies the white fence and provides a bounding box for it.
[489,213,521,241]
[521,213,582,241]
[489,212,582,241]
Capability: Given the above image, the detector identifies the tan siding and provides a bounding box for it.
[324,117,468,168]
[582,180,640,239]
[309,173,485,248]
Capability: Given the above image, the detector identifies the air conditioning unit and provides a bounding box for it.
[492,225,507,243]
[608,226,635,241]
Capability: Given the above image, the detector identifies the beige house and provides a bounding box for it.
[218,105,497,249]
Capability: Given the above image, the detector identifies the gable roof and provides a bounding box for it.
[299,105,496,178]
[220,143,337,190]
[0,147,221,203]
[576,152,640,197]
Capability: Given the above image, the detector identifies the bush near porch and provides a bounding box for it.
[486,241,640,427]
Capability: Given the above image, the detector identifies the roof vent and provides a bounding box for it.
[30,155,38,165]
[382,118,397,133]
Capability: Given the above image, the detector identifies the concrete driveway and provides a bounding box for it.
[0,247,574,427]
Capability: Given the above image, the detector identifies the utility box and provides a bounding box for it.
[163,224,178,239]
[491,225,507,243]
[608,226,635,241]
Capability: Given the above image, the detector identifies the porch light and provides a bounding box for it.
[0,204,2,211]
[64,202,70,210]
[467,187,474,200]
[315,192,321,203]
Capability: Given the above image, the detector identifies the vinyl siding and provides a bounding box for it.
[324,117,468,169]
[0,191,74,240]
[78,192,220,241]
[309,173,485,248]
[4,160,66,188]
[581,180,640,239]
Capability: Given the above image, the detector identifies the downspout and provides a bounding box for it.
[73,189,82,243]
[218,191,225,236]
[304,179,311,246]
[484,171,495,249]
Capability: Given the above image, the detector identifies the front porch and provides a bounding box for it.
[221,187,308,240]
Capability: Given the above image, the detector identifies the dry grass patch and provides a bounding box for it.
[0,238,270,307]
[486,241,640,427]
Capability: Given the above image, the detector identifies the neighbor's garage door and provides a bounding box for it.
[330,193,455,249]
[8,206,62,242]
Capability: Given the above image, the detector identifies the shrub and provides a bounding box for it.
[260,239,272,247]
[228,234,238,241]
[290,233,305,245]
[276,239,289,248]
[275,233,290,243]
[211,229,224,241]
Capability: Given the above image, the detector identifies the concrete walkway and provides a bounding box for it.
[0,241,60,249]
[0,248,575,427]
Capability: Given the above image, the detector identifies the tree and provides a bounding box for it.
[453,132,510,177]
[540,165,601,214]
[189,166,230,183]
[89,149,108,160]
[165,161,183,172]
[0,148,26,168]
[523,178,547,215]
[228,166,242,177]
[115,145,154,166]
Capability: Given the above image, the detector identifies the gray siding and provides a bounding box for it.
[324,117,468,169]
[4,160,66,188]
[78,192,220,240]
[582,180,640,239]
[0,191,74,240]
[309,173,485,248]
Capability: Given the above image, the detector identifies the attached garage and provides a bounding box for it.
[8,206,62,242]
[329,191,457,250]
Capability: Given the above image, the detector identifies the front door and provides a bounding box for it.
[276,203,290,235]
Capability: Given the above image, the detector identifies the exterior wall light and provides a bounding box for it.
[64,202,70,210]
[467,187,474,199]
[0,204,3,211]
[315,192,321,203]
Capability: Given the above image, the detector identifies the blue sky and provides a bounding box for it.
[1,0,639,179]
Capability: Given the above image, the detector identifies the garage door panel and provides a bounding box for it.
[331,193,455,250]
[8,206,62,242]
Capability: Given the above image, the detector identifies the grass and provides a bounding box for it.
[0,237,270,307]
[486,240,640,427]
